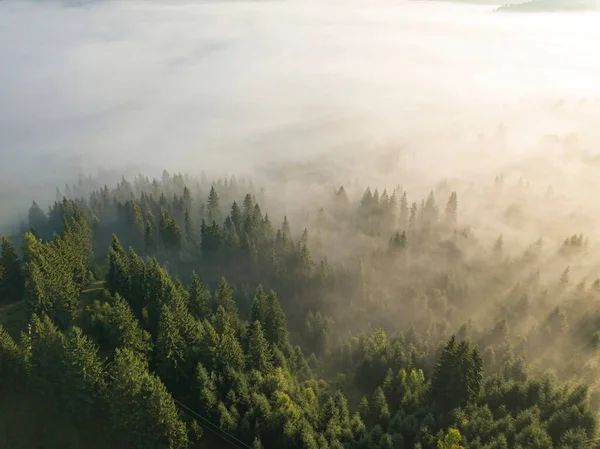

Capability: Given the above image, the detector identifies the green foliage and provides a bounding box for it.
[0,324,23,387]
[437,428,464,449]
[4,171,600,449]
[431,336,483,411]
[108,348,188,449]
[0,236,25,304]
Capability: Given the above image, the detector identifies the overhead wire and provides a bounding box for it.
[173,398,253,449]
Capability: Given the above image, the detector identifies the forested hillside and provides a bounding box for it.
[1,170,600,449]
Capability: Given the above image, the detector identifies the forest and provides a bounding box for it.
[1,169,600,449]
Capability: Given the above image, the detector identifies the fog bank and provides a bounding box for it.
[1,0,600,225]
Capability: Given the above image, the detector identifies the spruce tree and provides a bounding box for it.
[189,272,211,320]
[251,285,268,326]
[184,207,195,245]
[265,291,288,348]
[0,324,23,388]
[207,186,220,223]
[0,236,25,304]
[247,320,273,373]
[156,304,187,389]
[444,191,458,227]
[60,326,106,420]
[431,336,482,411]
[106,234,131,299]
[144,215,156,253]
[28,201,48,238]
[215,277,239,329]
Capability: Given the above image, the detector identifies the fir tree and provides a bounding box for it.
[156,303,187,388]
[60,326,106,420]
[215,277,239,329]
[265,291,288,348]
[246,320,274,373]
[230,201,242,233]
[0,324,23,387]
[251,285,268,326]
[189,272,211,320]
[0,236,25,304]
[444,192,458,227]
[184,207,195,245]
[207,186,220,224]
[144,215,156,253]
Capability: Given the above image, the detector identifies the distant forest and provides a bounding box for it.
[1,170,600,448]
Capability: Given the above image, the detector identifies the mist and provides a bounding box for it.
[4,2,600,445]
[2,0,600,278]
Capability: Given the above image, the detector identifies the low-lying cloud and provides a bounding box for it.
[1,0,600,226]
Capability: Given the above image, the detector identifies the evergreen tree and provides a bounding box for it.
[0,236,25,304]
[60,326,106,420]
[208,186,220,223]
[216,277,239,329]
[90,293,151,356]
[409,202,418,228]
[144,215,156,253]
[28,201,48,237]
[431,336,482,411]
[184,207,195,245]
[108,348,188,449]
[265,291,288,348]
[156,303,187,388]
[189,272,211,320]
[0,324,23,387]
[106,234,131,299]
[231,201,242,233]
[251,285,268,326]
[246,320,273,373]
[444,192,458,227]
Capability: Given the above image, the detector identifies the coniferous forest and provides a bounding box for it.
[1,170,600,449]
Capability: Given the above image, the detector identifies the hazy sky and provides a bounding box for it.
[1,0,600,216]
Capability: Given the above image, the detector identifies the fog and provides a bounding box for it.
[5,0,600,408]
[1,0,600,230]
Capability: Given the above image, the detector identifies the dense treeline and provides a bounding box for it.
[1,170,600,448]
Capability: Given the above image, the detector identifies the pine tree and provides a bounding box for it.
[0,236,25,304]
[282,216,291,238]
[194,362,218,415]
[217,326,245,372]
[251,285,268,326]
[60,326,106,420]
[247,320,274,373]
[28,201,48,237]
[189,272,211,320]
[106,234,131,299]
[144,215,156,253]
[243,193,254,220]
[0,324,23,388]
[230,201,242,233]
[184,207,195,245]
[156,304,187,388]
[90,293,151,356]
[28,314,65,401]
[130,199,145,244]
[444,192,458,227]
[431,336,482,411]
[409,202,418,228]
[265,291,288,348]
[207,186,220,223]
[108,348,188,449]
[215,277,239,329]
